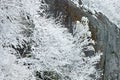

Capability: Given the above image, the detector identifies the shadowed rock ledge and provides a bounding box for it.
[44,0,120,80]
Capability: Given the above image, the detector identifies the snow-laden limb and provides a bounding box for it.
[70,0,80,7]
[70,0,83,7]
[73,17,93,50]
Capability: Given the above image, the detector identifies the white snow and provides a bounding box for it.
[71,0,80,7]
[82,0,120,28]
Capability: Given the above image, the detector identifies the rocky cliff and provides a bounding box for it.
[44,0,120,80]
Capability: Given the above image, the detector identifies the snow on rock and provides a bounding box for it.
[70,0,80,7]
[82,0,120,28]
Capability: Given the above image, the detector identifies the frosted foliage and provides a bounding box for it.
[30,16,101,80]
[0,46,35,80]
[73,17,91,44]
[0,0,101,80]
[72,16,101,79]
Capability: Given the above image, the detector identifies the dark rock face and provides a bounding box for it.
[45,0,120,80]
[88,13,120,80]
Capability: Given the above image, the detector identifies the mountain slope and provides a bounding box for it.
[0,0,101,80]
[45,0,120,80]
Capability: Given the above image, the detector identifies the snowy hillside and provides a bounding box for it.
[71,0,120,28]
[0,0,102,80]
[82,0,120,28]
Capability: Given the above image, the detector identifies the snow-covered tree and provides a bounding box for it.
[0,0,102,80]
